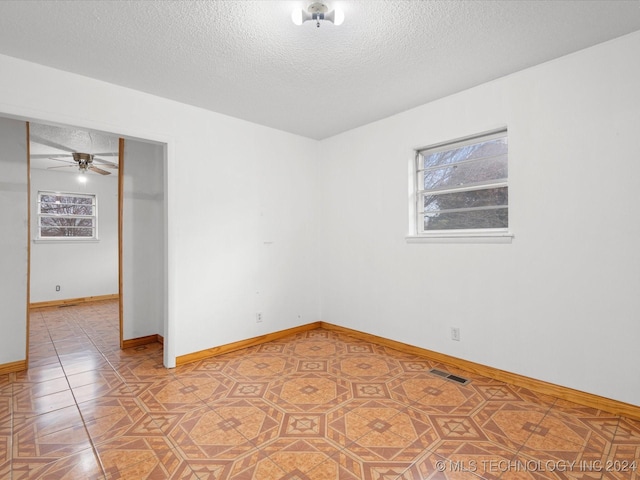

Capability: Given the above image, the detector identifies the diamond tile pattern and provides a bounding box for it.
[0,300,637,479]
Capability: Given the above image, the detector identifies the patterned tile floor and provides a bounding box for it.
[0,300,638,479]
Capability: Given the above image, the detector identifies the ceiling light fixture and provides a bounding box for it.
[292,2,344,28]
[72,152,94,174]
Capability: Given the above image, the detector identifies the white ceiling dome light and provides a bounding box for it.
[292,2,344,28]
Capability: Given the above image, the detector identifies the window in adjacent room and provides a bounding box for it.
[37,191,97,239]
[414,129,508,235]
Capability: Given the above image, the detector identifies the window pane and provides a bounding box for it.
[41,217,94,228]
[40,227,62,237]
[40,204,94,215]
[41,226,94,237]
[424,208,508,230]
[40,194,58,204]
[40,204,67,214]
[422,137,507,169]
[51,195,92,205]
[423,154,507,191]
[423,187,508,212]
[72,205,94,215]
[74,228,94,237]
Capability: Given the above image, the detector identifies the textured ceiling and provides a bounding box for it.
[1,1,640,140]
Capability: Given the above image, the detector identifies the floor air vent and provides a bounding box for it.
[429,368,470,385]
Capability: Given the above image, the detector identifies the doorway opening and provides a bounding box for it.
[29,123,120,310]
[27,120,167,365]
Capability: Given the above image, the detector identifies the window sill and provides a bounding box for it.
[405,231,514,244]
[33,238,100,244]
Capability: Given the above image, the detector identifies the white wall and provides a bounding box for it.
[0,117,28,364]
[318,31,640,406]
[0,52,320,368]
[30,168,118,303]
[122,139,165,340]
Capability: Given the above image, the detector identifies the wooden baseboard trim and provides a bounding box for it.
[170,319,639,419]
[30,294,119,309]
[0,359,27,375]
[176,322,322,366]
[122,334,162,349]
[157,334,164,345]
[320,322,640,421]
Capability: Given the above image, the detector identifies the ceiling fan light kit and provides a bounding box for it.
[292,2,344,27]
[72,152,91,182]
[72,152,93,173]
[69,152,111,176]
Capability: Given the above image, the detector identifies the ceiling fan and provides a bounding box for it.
[30,132,118,175]
[43,152,118,175]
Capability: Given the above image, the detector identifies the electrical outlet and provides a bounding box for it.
[55,285,61,292]
[256,313,263,323]
[451,327,460,341]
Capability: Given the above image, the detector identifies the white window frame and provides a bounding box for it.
[407,129,513,243]
[37,191,98,241]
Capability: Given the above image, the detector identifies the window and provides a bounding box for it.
[37,191,97,239]
[414,130,508,235]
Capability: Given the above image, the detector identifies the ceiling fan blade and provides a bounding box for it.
[30,134,76,153]
[92,152,119,157]
[47,165,76,170]
[93,157,118,168]
[30,153,74,159]
[89,166,111,175]
[46,157,76,164]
